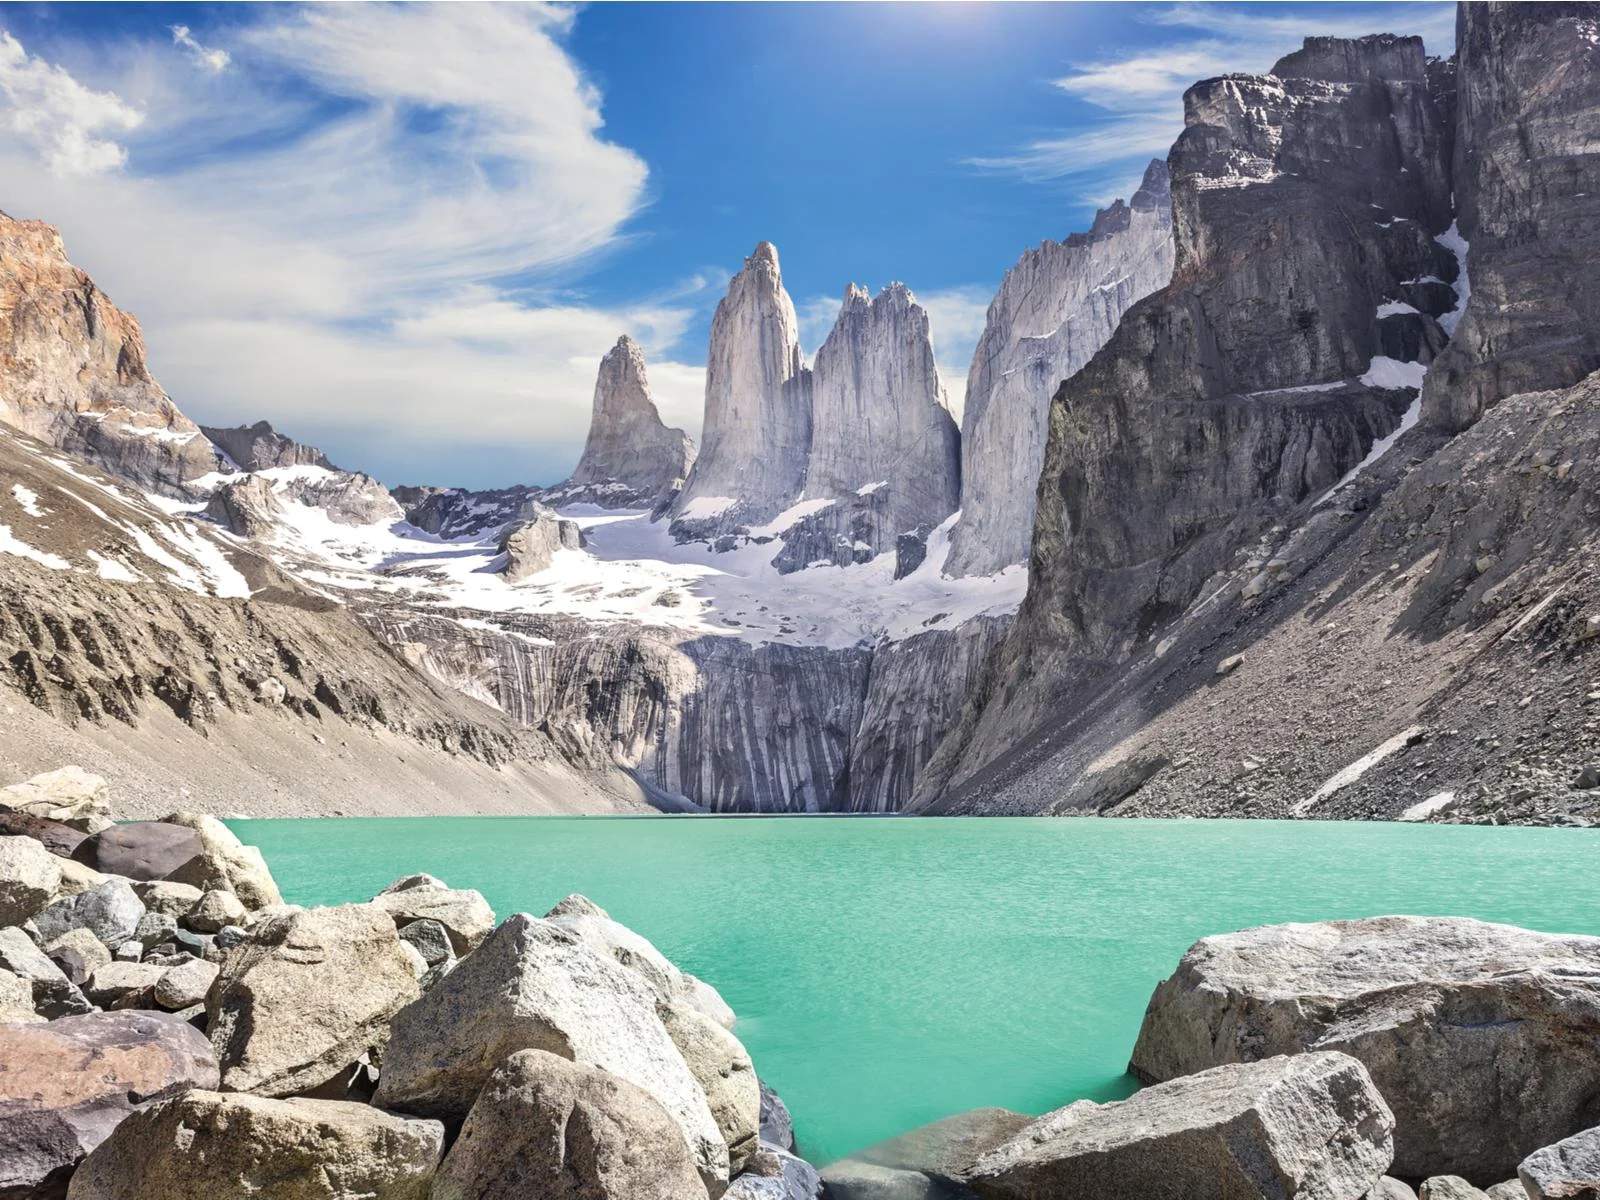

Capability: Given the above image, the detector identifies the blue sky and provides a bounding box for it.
[0,1,1453,488]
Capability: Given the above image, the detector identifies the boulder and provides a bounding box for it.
[1130,917,1600,1180]
[684,972,739,1029]
[1368,1181,1420,1200]
[1519,1125,1600,1200]
[133,912,178,950]
[153,957,218,1012]
[374,913,728,1189]
[43,927,112,987]
[160,813,281,910]
[0,966,40,1023]
[26,877,145,950]
[0,835,62,924]
[1482,1185,1524,1200]
[71,822,203,881]
[129,880,203,919]
[429,1048,706,1200]
[728,1146,825,1200]
[85,961,164,1008]
[968,1053,1394,1200]
[1421,1180,1490,1200]
[396,918,453,968]
[64,1090,443,1200]
[662,999,761,1174]
[184,889,247,933]
[0,1010,217,1199]
[0,926,94,1017]
[371,876,494,956]
[825,1109,1034,1200]
[53,859,109,900]
[207,903,420,1097]
[0,810,87,858]
[760,1081,796,1153]
[0,766,112,832]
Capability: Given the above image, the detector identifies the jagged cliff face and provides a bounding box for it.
[943,161,1175,579]
[921,33,1461,800]
[1423,3,1600,432]
[562,335,696,507]
[672,243,811,530]
[202,420,336,472]
[805,284,960,548]
[0,214,217,496]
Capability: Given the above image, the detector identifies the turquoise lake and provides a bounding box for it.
[232,816,1600,1165]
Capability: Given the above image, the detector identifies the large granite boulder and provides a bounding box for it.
[130,880,203,919]
[0,1011,218,1199]
[430,1049,708,1200]
[370,875,494,956]
[969,1053,1393,1200]
[1519,1125,1600,1200]
[824,1109,1034,1200]
[25,878,144,951]
[0,834,61,925]
[159,813,281,910]
[207,903,420,1097]
[71,822,203,882]
[1130,917,1600,1181]
[374,913,728,1190]
[0,767,113,833]
[84,961,164,1009]
[64,1090,443,1200]
[0,967,40,1023]
[0,926,93,1017]
[662,999,760,1175]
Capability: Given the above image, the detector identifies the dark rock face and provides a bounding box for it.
[0,813,86,859]
[200,420,336,472]
[0,1011,218,1200]
[921,34,1457,803]
[1423,4,1600,432]
[823,1108,1033,1200]
[71,823,203,882]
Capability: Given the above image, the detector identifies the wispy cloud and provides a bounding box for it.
[972,2,1455,190]
[0,7,711,487]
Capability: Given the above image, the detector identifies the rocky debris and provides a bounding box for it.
[661,999,761,1175]
[0,767,114,833]
[43,927,111,987]
[0,214,217,496]
[1130,917,1600,1180]
[672,242,812,533]
[803,283,960,561]
[1370,1180,1421,1200]
[184,889,247,933]
[429,1048,707,1200]
[946,159,1175,578]
[969,1053,1394,1200]
[200,420,336,473]
[206,903,421,1097]
[202,473,286,538]
[85,960,164,1008]
[0,1011,218,1199]
[0,835,61,925]
[70,822,203,882]
[1420,1179,1491,1200]
[152,957,217,1011]
[159,813,282,910]
[1518,1125,1600,1200]
[27,877,145,950]
[0,925,93,1017]
[64,1090,443,1200]
[374,912,729,1189]
[497,505,586,582]
[1483,1184,1524,1200]
[557,335,697,508]
[389,482,542,540]
[823,1108,1033,1200]
[130,881,204,919]
[371,874,494,956]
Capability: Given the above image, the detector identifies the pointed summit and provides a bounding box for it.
[558,335,695,507]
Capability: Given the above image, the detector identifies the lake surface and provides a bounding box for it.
[233,816,1600,1165]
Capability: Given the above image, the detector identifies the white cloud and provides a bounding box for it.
[973,2,1455,189]
[0,31,143,175]
[171,25,229,73]
[0,9,693,487]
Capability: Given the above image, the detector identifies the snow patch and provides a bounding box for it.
[676,496,736,521]
[747,498,834,539]
[1400,791,1456,822]
[1376,300,1421,318]
[88,551,140,582]
[1435,221,1471,335]
[0,525,69,570]
[1360,357,1429,390]
[856,481,889,496]
[1296,725,1426,814]
[10,484,44,517]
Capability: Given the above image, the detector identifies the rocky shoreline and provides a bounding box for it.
[5,763,1600,1200]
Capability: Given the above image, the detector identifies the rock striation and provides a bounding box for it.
[945,159,1175,578]
[0,213,217,495]
[672,242,813,534]
[554,335,696,509]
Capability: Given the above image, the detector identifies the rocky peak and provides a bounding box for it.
[559,336,696,508]
[1270,33,1428,83]
[943,159,1175,578]
[670,241,812,532]
[201,420,336,473]
[0,213,217,496]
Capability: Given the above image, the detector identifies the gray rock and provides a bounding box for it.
[662,999,761,1176]
[1483,1185,1526,1200]
[0,965,37,1023]
[213,924,248,949]
[129,880,204,919]
[728,1146,825,1200]
[1369,1180,1421,1200]
[1421,1179,1490,1200]
[153,957,218,1012]
[43,926,111,987]
[64,1090,443,1200]
[71,821,204,882]
[184,889,247,933]
[370,876,494,956]
[946,159,1174,578]
[969,1053,1394,1200]
[497,506,586,582]
[1130,917,1600,1180]
[759,1080,796,1153]
[27,877,145,950]
[207,903,421,1097]
[429,1049,706,1200]
[84,961,164,1008]
[112,939,143,962]
[159,812,281,910]
[0,1010,218,1199]
[134,912,178,949]
[0,766,114,832]
[1519,1125,1600,1200]
[374,913,728,1190]
[0,925,94,1017]
[826,1108,1034,1200]
[200,419,336,473]
[202,472,286,538]
[0,809,88,858]
[0,834,61,925]
[396,918,453,968]
[1572,765,1600,791]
